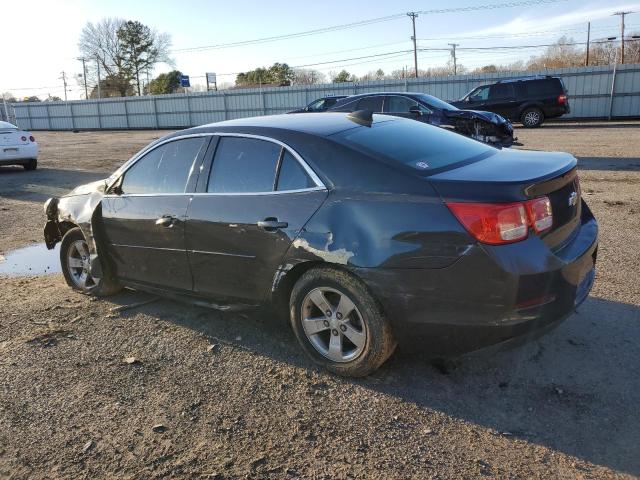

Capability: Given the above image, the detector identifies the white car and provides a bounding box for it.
[0,121,39,170]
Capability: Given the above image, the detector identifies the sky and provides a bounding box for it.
[1,0,639,100]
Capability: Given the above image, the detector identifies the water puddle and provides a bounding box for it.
[0,243,61,277]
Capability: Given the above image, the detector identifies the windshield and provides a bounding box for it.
[0,121,17,131]
[417,94,458,112]
[332,117,494,173]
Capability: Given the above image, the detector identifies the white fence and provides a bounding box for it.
[12,64,640,131]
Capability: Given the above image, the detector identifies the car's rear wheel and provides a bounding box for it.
[520,107,544,128]
[289,267,396,377]
[60,227,122,296]
[23,159,37,170]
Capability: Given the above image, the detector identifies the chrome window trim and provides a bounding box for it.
[107,131,326,195]
[210,132,325,190]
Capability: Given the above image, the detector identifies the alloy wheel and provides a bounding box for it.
[66,239,96,290]
[301,287,367,363]
[524,110,540,126]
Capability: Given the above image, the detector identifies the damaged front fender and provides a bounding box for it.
[444,109,516,148]
[42,179,109,279]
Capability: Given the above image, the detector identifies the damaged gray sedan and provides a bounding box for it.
[43,112,596,376]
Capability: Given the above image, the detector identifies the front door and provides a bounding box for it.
[186,135,327,302]
[101,136,209,291]
[486,83,517,118]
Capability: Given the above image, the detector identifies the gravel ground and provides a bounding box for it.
[0,122,639,479]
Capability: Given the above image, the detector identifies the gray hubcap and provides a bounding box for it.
[524,111,540,126]
[301,287,367,363]
[67,239,95,290]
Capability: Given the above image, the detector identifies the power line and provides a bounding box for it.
[171,0,568,53]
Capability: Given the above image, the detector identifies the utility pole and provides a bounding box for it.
[77,57,88,99]
[95,55,102,99]
[448,43,460,75]
[407,12,419,78]
[59,71,68,101]
[614,11,633,64]
[585,22,591,66]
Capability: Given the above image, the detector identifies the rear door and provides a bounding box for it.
[186,134,328,302]
[101,136,209,291]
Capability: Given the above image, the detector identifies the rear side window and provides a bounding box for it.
[208,137,281,193]
[489,84,514,100]
[524,79,563,96]
[122,137,205,194]
[277,151,314,191]
[332,119,493,173]
[356,96,383,112]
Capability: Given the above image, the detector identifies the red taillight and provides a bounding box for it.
[525,197,553,233]
[446,202,528,245]
[29,135,35,142]
[21,136,27,142]
[557,94,567,105]
[447,196,553,245]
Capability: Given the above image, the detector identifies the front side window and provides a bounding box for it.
[307,99,326,112]
[121,137,205,194]
[469,86,490,102]
[383,96,419,113]
[208,137,281,193]
[277,151,314,191]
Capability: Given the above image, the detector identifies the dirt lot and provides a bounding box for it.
[0,122,639,479]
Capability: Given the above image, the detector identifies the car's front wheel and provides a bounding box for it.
[520,107,544,128]
[290,267,396,377]
[60,227,122,296]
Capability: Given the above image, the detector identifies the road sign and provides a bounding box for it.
[206,72,216,84]
[180,75,190,88]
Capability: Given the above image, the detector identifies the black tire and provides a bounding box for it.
[23,159,37,171]
[60,227,122,296]
[520,107,544,128]
[289,266,396,377]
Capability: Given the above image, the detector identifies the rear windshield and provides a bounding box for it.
[331,118,494,173]
[417,94,458,111]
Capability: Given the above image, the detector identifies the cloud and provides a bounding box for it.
[470,3,640,36]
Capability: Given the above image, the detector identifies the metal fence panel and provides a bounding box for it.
[11,64,640,131]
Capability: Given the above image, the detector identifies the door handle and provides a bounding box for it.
[257,217,288,231]
[155,215,177,228]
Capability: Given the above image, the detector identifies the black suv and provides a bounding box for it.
[452,76,569,128]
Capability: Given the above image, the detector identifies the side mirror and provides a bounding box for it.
[304,106,310,112]
[409,105,423,116]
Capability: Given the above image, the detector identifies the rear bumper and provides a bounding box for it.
[0,143,38,164]
[356,202,598,355]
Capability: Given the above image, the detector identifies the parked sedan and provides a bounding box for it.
[328,92,515,147]
[0,121,38,170]
[43,112,597,376]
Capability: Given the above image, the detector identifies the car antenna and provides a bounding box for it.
[347,109,374,127]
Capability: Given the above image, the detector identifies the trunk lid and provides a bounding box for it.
[430,148,581,249]
[0,130,28,146]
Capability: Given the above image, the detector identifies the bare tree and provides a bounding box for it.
[292,69,326,85]
[79,18,127,94]
[78,18,172,97]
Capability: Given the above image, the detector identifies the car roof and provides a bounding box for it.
[190,112,397,137]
